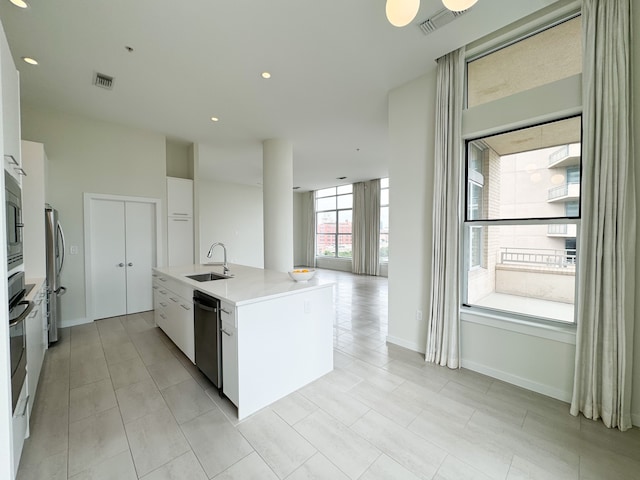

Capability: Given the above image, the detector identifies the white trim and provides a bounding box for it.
[83,193,162,321]
[461,310,576,345]
[461,358,572,403]
[386,335,425,354]
[61,317,91,328]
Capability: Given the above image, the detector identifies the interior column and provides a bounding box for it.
[263,139,293,272]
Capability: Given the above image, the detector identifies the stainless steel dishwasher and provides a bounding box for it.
[193,291,222,389]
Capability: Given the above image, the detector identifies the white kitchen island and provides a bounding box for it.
[152,263,334,420]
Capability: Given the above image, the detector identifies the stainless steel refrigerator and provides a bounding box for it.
[45,204,66,344]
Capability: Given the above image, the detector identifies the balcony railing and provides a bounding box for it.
[499,247,576,267]
[548,143,581,168]
[548,182,580,201]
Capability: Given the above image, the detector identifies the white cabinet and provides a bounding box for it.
[1,27,23,183]
[167,177,193,266]
[220,302,238,406]
[26,284,46,419]
[167,177,193,217]
[12,382,28,477]
[22,141,48,278]
[168,217,194,266]
[152,273,194,363]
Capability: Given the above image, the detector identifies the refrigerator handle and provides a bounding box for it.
[57,222,66,274]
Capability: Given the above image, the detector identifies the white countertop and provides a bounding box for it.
[153,264,333,306]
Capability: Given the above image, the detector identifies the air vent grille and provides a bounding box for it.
[418,7,470,35]
[93,72,114,90]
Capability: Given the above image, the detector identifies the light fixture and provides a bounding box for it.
[385,0,420,27]
[442,0,478,12]
[9,0,28,8]
[210,117,219,122]
[22,56,38,65]
[261,72,271,79]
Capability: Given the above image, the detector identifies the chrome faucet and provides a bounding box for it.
[207,242,229,274]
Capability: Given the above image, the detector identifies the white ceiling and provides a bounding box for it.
[0,0,557,191]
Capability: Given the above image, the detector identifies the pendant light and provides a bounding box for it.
[385,0,420,27]
[442,0,478,12]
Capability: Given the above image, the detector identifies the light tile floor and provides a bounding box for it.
[17,269,640,479]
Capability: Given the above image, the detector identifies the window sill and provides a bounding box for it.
[460,306,576,345]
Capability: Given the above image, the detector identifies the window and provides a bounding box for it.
[463,13,582,324]
[380,178,389,262]
[315,185,353,258]
[463,117,581,323]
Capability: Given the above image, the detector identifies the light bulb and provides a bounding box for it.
[442,0,478,12]
[386,0,420,28]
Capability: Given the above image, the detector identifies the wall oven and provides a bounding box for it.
[8,271,33,413]
[5,170,24,270]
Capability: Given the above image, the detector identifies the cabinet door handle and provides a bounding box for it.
[15,167,27,176]
[220,328,233,337]
[128,262,133,267]
[20,395,30,417]
[171,212,189,216]
[180,304,191,310]
[160,302,167,307]
[221,308,232,315]
[170,297,178,303]
[172,219,189,222]
[159,277,167,282]
[4,154,18,165]
[160,313,166,319]
[118,263,125,267]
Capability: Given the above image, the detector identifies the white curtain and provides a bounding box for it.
[303,191,316,267]
[353,180,381,275]
[425,47,465,368]
[570,0,635,431]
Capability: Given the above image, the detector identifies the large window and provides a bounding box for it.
[463,117,581,323]
[380,178,389,262]
[315,185,353,258]
[463,14,582,324]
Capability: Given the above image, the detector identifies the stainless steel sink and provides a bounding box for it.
[186,272,232,282]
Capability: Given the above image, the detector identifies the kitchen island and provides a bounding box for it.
[152,263,334,420]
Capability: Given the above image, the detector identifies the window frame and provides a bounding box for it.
[315,185,353,259]
[380,178,389,263]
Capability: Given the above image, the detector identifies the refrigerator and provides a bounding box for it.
[45,205,66,344]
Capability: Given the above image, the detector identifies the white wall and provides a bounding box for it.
[387,72,436,352]
[197,178,264,268]
[21,104,167,326]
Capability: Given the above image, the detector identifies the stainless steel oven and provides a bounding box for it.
[8,271,33,413]
[5,170,24,270]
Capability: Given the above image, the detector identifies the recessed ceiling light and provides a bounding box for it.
[22,56,38,65]
[10,0,28,8]
[261,72,271,79]
[210,117,219,122]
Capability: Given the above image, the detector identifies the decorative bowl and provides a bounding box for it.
[288,269,316,282]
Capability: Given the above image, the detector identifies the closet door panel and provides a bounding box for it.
[90,199,127,319]
[125,201,156,314]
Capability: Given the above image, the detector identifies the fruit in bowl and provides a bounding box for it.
[288,269,316,282]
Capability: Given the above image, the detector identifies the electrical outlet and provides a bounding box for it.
[70,245,79,255]
[416,309,423,321]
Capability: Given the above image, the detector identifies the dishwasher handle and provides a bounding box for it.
[194,299,217,313]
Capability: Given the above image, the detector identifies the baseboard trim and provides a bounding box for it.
[386,335,426,354]
[61,317,91,328]
[461,358,572,403]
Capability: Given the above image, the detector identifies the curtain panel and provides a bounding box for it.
[353,180,381,275]
[304,191,316,267]
[570,0,635,430]
[425,47,465,368]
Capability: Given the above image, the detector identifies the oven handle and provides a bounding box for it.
[9,300,34,328]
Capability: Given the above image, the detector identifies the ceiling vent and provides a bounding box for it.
[418,7,470,35]
[93,72,114,90]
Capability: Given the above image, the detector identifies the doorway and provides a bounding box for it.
[84,193,161,321]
